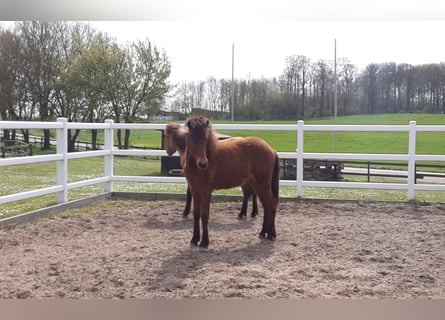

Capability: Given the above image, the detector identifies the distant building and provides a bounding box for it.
[149,115,174,121]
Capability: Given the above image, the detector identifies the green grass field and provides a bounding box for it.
[1,113,445,218]
[217,114,445,154]
[70,113,445,156]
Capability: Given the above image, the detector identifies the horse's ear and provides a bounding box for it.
[205,119,210,127]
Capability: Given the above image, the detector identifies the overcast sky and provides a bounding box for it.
[2,1,445,83]
[87,20,445,83]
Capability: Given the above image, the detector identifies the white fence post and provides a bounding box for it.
[407,120,417,200]
[296,120,304,198]
[104,119,114,193]
[56,118,68,203]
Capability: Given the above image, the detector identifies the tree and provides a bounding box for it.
[279,55,311,119]
[0,28,20,141]
[62,34,168,150]
[16,21,69,149]
[54,23,103,151]
[313,59,331,117]
[205,77,219,112]
[399,63,415,113]
[175,81,198,114]
[377,62,398,113]
[115,39,172,148]
[337,58,357,115]
[0,28,19,122]
[362,63,379,114]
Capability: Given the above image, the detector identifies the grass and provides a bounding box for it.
[2,113,445,218]
[30,113,445,153]
[217,113,445,154]
[0,154,163,218]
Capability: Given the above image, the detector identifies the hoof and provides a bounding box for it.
[190,240,198,247]
[238,213,246,220]
[259,231,275,241]
[198,242,208,249]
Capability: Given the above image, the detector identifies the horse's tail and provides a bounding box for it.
[271,153,280,204]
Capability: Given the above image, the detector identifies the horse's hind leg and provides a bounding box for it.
[252,186,268,238]
[255,185,277,240]
[238,192,249,219]
[266,203,277,240]
[251,193,258,218]
[239,184,257,219]
[260,206,276,240]
[263,192,277,240]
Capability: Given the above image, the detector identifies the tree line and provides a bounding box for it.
[0,21,171,151]
[171,57,445,120]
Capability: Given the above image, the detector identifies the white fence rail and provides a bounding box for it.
[1,118,445,208]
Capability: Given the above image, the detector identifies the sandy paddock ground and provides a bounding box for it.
[0,199,444,298]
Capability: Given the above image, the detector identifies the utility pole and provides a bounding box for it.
[231,43,235,122]
[334,39,338,152]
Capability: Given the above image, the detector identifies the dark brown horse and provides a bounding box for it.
[183,115,279,248]
[164,123,258,219]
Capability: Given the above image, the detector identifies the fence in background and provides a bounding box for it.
[1,118,445,209]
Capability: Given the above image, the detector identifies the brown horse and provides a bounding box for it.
[183,115,279,248]
[164,123,258,219]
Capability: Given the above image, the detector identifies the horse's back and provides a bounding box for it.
[221,136,274,151]
[217,136,274,159]
[209,136,276,188]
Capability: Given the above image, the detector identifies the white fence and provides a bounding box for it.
[1,118,445,208]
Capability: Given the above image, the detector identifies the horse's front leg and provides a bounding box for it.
[199,192,212,248]
[190,191,201,246]
[183,185,192,218]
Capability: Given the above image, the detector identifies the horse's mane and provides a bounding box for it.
[185,115,218,160]
[165,123,187,154]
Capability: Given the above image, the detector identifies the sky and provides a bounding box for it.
[87,20,445,83]
[1,1,445,84]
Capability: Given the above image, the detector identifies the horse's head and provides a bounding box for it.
[185,115,214,170]
[164,123,186,156]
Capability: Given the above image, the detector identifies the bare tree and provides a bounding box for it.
[337,58,357,115]
[362,63,379,114]
[312,59,331,117]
